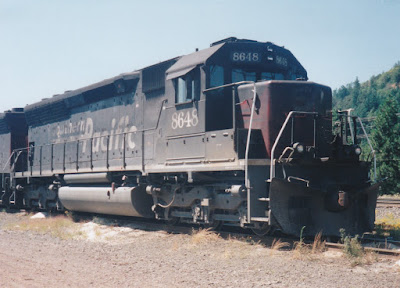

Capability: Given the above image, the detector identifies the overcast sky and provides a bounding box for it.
[1,0,399,112]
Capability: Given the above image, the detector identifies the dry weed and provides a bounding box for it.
[346,251,379,267]
[363,251,379,265]
[5,215,81,240]
[311,232,326,254]
[293,232,327,260]
[270,238,289,255]
[292,241,310,259]
[191,228,220,244]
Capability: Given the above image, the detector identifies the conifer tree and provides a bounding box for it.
[372,96,400,194]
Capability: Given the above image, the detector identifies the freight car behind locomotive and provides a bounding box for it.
[0,108,27,206]
[4,38,378,237]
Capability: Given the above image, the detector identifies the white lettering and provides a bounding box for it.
[55,116,137,153]
[171,109,199,130]
[127,126,137,149]
[232,52,260,62]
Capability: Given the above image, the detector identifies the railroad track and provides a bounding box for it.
[377,198,400,207]
[74,212,400,257]
[3,209,400,256]
[325,241,400,256]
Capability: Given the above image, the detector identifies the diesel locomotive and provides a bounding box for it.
[0,37,378,236]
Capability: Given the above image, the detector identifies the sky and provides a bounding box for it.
[1,0,399,112]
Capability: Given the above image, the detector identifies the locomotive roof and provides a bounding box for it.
[166,37,306,80]
[166,43,224,80]
[25,71,140,111]
[25,37,304,111]
[24,37,307,127]
[0,113,7,134]
[24,43,224,111]
[24,70,142,127]
[0,108,25,134]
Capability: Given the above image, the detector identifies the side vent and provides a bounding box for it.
[25,101,69,127]
[142,59,177,93]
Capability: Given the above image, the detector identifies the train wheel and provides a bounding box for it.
[166,217,179,226]
[251,223,271,236]
[203,220,223,231]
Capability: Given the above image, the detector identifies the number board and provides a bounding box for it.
[231,52,261,63]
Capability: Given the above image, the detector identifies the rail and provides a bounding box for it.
[324,241,400,256]
[377,198,400,207]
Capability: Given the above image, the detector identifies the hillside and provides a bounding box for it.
[333,62,400,118]
[333,62,400,194]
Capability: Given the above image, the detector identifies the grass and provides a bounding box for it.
[292,231,327,260]
[269,238,290,256]
[191,228,221,244]
[311,232,326,254]
[5,214,84,240]
[375,213,400,240]
[271,238,290,251]
[340,229,364,258]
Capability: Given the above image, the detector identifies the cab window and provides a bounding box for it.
[209,65,224,88]
[175,69,200,103]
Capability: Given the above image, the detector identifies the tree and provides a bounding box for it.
[335,85,349,99]
[371,96,400,194]
[392,67,400,86]
[352,77,361,107]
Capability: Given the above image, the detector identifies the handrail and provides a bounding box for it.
[269,111,318,181]
[339,110,377,182]
[2,150,16,172]
[268,111,377,184]
[203,81,255,93]
[244,82,257,223]
[357,116,377,182]
[245,82,257,188]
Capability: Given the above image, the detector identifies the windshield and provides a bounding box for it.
[209,65,297,88]
[232,69,256,82]
[232,69,286,83]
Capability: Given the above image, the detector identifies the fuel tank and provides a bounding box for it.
[59,186,154,218]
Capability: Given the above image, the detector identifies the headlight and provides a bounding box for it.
[293,142,305,154]
[355,146,362,155]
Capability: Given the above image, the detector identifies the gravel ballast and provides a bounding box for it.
[0,211,399,287]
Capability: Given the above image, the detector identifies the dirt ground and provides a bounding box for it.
[0,211,400,288]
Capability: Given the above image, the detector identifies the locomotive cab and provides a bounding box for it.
[162,37,309,163]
